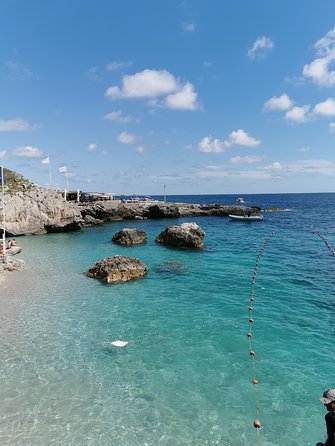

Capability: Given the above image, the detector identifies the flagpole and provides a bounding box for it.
[48,162,52,188]
[1,166,6,263]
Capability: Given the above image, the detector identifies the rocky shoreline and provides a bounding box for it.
[2,185,263,236]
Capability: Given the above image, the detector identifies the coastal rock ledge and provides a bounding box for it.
[155,222,205,249]
[86,255,148,284]
[112,228,147,245]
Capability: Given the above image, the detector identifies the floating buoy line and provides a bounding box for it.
[313,231,335,256]
[247,231,275,445]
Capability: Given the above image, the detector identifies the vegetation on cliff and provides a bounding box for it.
[2,168,33,195]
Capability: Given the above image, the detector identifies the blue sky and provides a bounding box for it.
[2,0,335,195]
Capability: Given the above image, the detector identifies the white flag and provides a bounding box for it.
[59,166,67,173]
[41,157,50,164]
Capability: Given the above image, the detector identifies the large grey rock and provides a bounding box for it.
[155,222,205,249]
[2,187,82,236]
[143,203,180,219]
[86,255,148,283]
[112,228,147,245]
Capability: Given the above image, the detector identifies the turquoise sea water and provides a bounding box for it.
[1,193,335,445]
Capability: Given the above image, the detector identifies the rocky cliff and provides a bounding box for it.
[0,169,262,236]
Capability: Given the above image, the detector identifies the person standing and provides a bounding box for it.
[317,389,335,446]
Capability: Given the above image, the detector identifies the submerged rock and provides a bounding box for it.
[155,222,205,249]
[112,228,147,245]
[86,255,148,284]
[154,260,187,276]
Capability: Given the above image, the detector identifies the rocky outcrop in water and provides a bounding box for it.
[155,222,205,249]
[86,255,148,283]
[112,228,147,245]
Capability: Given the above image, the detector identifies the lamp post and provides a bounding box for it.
[163,184,166,203]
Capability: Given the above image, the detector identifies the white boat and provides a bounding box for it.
[228,214,264,221]
[236,197,245,203]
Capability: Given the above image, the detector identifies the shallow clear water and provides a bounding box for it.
[0,193,334,445]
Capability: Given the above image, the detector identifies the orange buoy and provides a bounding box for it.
[254,419,261,429]
[249,350,255,356]
[252,378,259,385]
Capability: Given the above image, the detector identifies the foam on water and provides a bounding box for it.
[0,193,334,445]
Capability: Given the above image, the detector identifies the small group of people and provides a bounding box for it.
[7,239,17,248]
[317,388,335,446]
[0,238,17,254]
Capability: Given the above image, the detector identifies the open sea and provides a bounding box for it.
[1,193,335,446]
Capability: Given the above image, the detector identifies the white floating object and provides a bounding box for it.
[110,340,128,347]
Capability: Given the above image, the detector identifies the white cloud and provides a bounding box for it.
[0,118,34,132]
[165,82,199,110]
[285,105,310,123]
[229,155,265,164]
[198,136,231,153]
[117,131,137,144]
[183,22,195,32]
[86,143,97,152]
[106,69,179,99]
[303,27,335,86]
[330,122,335,133]
[198,129,260,153]
[313,98,335,116]
[263,93,294,111]
[106,61,133,71]
[0,151,7,159]
[13,146,43,158]
[229,129,261,147]
[102,111,132,123]
[247,36,274,59]
[299,147,311,152]
[105,68,200,110]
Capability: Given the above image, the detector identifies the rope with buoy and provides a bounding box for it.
[247,231,275,444]
[313,231,335,256]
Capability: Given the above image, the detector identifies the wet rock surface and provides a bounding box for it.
[86,255,148,284]
[112,228,147,245]
[155,222,205,249]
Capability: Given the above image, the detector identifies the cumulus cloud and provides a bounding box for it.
[229,155,265,164]
[86,143,97,152]
[303,27,335,86]
[285,105,311,123]
[106,69,179,99]
[198,136,231,153]
[102,111,132,123]
[198,129,261,153]
[0,118,35,132]
[313,98,335,116]
[165,82,199,110]
[247,36,274,59]
[105,68,200,110]
[263,93,294,111]
[117,131,138,144]
[12,146,43,158]
[229,129,261,147]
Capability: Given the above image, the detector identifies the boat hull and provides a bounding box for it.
[228,214,264,221]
